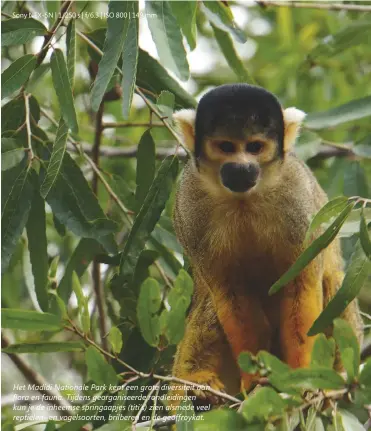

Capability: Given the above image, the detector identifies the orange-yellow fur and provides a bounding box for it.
[170,104,363,405]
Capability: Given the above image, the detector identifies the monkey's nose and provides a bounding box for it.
[220,163,259,193]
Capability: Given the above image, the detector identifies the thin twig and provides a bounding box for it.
[36,1,73,68]
[256,1,371,12]
[91,101,109,352]
[67,141,187,160]
[1,333,73,414]
[133,381,160,425]
[102,122,164,129]
[24,93,34,160]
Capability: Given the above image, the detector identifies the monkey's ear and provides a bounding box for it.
[173,109,196,152]
[283,107,306,152]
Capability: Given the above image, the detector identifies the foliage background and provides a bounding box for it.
[1,1,371,430]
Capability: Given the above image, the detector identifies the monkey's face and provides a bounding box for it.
[201,133,279,195]
[174,84,306,198]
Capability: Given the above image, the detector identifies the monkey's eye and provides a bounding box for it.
[218,141,235,153]
[245,141,263,154]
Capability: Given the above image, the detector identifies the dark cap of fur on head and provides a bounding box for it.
[194,84,285,159]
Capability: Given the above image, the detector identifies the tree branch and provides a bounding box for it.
[256,1,371,12]
[102,122,164,129]
[91,101,109,352]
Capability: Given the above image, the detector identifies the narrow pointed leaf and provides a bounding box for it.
[40,118,69,198]
[1,54,37,100]
[310,334,335,369]
[1,138,25,171]
[333,319,360,381]
[1,309,62,331]
[305,197,350,243]
[2,165,36,273]
[2,341,84,354]
[146,1,189,81]
[66,18,76,88]
[1,18,47,46]
[269,202,354,295]
[91,1,130,111]
[135,130,156,209]
[360,209,371,258]
[202,1,246,43]
[309,242,371,335]
[50,49,78,133]
[26,186,49,311]
[305,96,371,130]
[156,90,174,120]
[122,1,139,119]
[119,157,178,278]
[212,25,252,83]
[170,1,197,50]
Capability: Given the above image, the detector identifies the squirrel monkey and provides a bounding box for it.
[171,84,363,401]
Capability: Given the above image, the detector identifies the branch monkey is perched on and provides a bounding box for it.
[172,84,363,399]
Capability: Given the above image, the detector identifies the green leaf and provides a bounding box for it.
[40,118,69,198]
[161,269,194,344]
[1,54,36,100]
[170,1,197,50]
[108,327,123,355]
[71,271,85,309]
[66,18,76,88]
[238,352,259,374]
[257,351,290,374]
[309,18,371,61]
[275,368,345,391]
[121,1,139,119]
[359,357,371,387]
[333,319,360,382]
[310,334,335,369]
[343,161,369,198]
[2,341,85,354]
[212,25,252,83]
[202,1,246,43]
[50,49,78,134]
[85,346,118,387]
[242,387,286,423]
[295,130,322,161]
[1,18,47,47]
[137,49,196,108]
[156,90,175,120]
[1,94,40,133]
[1,138,25,171]
[309,241,371,335]
[305,197,350,243]
[137,278,162,347]
[119,157,178,281]
[194,409,247,431]
[1,309,62,331]
[135,130,156,210]
[337,409,365,431]
[360,209,371,258]
[26,186,49,311]
[45,153,117,254]
[2,165,36,273]
[146,1,189,81]
[177,398,195,430]
[305,96,371,130]
[269,202,354,295]
[58,238,102,304]
[91,1,130,112]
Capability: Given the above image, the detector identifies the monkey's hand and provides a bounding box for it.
[186,370,226,405]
